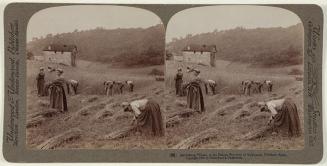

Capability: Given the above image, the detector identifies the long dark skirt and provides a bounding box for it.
[37,79,45,96]
[136,100,164,136]
[175,79,183,96]
[43,83,51,96]
[49,83,68,112]
[186,82,205,113]
[273,98,301,137]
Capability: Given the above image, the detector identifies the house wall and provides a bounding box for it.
[34,56,44,61]
[43,51,72,66]
[174,55,183,61]
[182,51,211,66]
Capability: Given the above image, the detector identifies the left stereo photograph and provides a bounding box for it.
[26,5,167,150]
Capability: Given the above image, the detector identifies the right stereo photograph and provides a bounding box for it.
[164,5,304,150]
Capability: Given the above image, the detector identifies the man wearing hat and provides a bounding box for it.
[259,98,301,137]
[36,67,45,96]
[174,68,183,96]
[121,99,164,136]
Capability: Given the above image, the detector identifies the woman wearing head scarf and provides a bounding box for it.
[48,69,68,112]
[260,98,301,137]
[185,69,205,113]
[121,99,164,136]
[36,67,45,96]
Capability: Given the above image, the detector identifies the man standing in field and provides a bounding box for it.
[260,98,301,137]
[185,69,205,113]
[71,46,78,67]
[121,99,164,136]
[174,68,183,96]
[36,67,45,96]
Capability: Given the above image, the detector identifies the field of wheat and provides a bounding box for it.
[26,58,304,150]
[164,60,304,150]
[26,60,167,149]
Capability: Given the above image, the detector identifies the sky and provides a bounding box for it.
[27,5,162,42]
[166,5,302,42]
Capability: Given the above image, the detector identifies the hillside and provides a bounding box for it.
[27,24,165,67]
[167,23,304,67]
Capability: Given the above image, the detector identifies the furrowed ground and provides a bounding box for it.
[164,60,304,150]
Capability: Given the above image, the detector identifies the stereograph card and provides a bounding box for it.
[2,2,324,163]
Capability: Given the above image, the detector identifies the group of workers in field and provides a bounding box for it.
[173,66,301,138]
[34,63,301,138]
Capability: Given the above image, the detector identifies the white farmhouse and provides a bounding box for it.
[181,44,217,67]
[42,44,77,66]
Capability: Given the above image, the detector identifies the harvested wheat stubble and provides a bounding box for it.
[223,95,236,103]
[238,125,272,141]
[173,128,218,149]
[231,109,251,120]
[104,126,136,140]
[167,108,195,118]
[166,116,183,128]
[27,109,58,128]
[208,102,244,118]
[37,128,82,149]
[38,100,50,107]
[175,100,187,107]
[80,96,98,103]
[92,108,114,121]
[26,116,46,128]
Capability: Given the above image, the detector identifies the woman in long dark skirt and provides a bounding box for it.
[122,99,164,136]
[36,67,45,96]
[174,68,183,96]
[260,98,301,137]
[49,69,68,112]
[186,69,205,113]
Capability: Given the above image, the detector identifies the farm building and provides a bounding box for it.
[42,44,78,66]
[180,44,217,67]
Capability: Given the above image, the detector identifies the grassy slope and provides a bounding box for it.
[165,60,304,150]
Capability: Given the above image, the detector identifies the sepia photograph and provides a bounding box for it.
[165,5,304,149]
[26,5,166,149]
